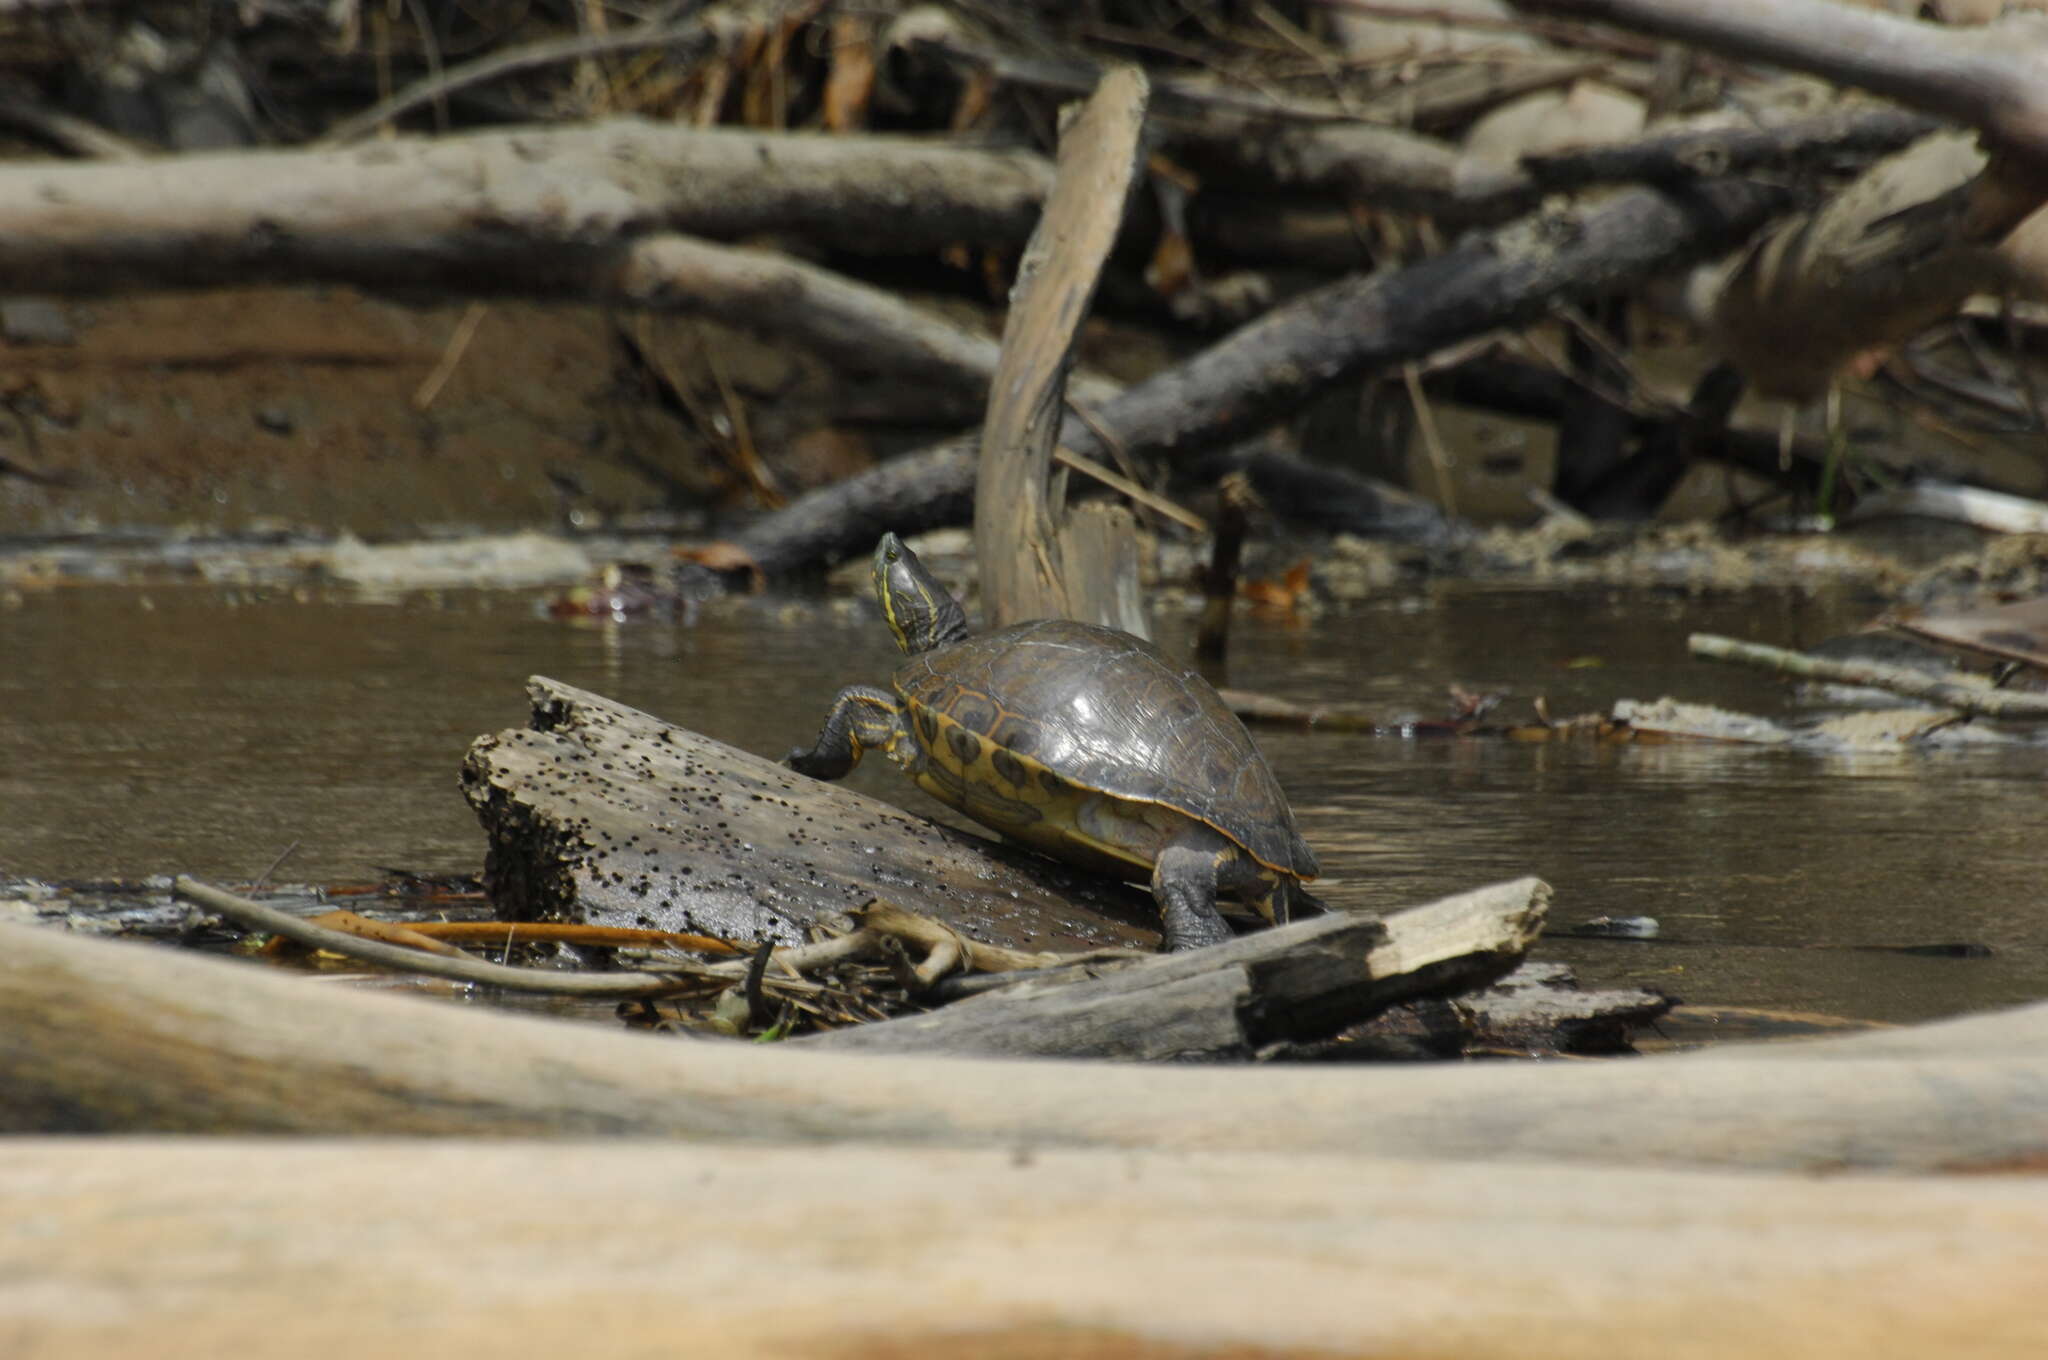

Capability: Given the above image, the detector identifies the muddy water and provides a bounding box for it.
[4,582,2043,1025]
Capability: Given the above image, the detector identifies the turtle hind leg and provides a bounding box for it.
[784,685,905,780]
[1151,837,1237,952]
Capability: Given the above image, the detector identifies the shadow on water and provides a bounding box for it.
[3,581,2042,1025]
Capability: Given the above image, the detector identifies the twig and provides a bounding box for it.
[176,877,735,999]
[412,303,488,410]
[305,909,472,959]
[247,840,301,894]
[1688,633,2048,719]
[1403,361,1458,517]
[0,97,148,161]
[319,21,713,146]
[390,919,742,954]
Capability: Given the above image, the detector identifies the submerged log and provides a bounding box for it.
[461,675,1158,951]
[6,914,2048,1175]
[803,879,1548,1058]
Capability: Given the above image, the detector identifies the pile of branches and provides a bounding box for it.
[4,0,2048,569]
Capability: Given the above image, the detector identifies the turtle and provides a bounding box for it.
[783,532,1320,951]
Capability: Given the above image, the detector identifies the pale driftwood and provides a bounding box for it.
[7,910,2048,1172]
[1512,0,2048,170]
[1848,481,2048,535]
[615,235,1154,500]
[461,676,1158,950]
[6,1140,2046,1360]
[0,121,1053,295]
[803,879,1548,1057]
[1689,633,2048,719]
[975,66,1151,634]
[614,233,1015,413]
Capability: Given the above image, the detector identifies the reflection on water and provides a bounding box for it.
[3,581,2042,1023]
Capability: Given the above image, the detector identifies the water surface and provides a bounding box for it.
[4,581,2042,1024]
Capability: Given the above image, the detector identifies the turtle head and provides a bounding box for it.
[873,533,970,655]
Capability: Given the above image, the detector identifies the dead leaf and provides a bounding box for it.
[674,540,766,591]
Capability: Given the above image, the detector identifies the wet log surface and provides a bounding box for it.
[803,878,1549,1058]
[460,675,1158,951]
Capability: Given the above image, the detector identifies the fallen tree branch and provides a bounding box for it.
[1508,0,2048,171]
[734,176,1792,576]
[1688,633,2048,719]
[1521,104,1946,191]
[802,878,1548,1057]
[0,121,1055,294]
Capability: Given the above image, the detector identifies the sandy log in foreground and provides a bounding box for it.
[3,915,2047,1172]
[3,1137,2045,1360]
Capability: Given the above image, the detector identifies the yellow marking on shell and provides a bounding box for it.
[911,703,1291,884]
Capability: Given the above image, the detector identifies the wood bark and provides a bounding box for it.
[974,67,1151,633]
[7,1137,2046,1359]
[0,120,1054,295]
[733,177,1793,577]
[6,911,2048,1175]
[803,878,1548,1057]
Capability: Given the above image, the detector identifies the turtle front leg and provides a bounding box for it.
[1150,837,1237,952]
[784,685,907,780]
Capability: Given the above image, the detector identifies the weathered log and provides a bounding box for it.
[1305,960,1675,1060]
[1690,633,2048,719]
[0,120,1054,295]
[1511,0,2048,173]
[7,912,2048,1174]
[974,65,1151,633]
[461,676,1158,951]
[7,1137,2045,1358]
[802,878,1548,1057]
[1522,104,1946,191]
[733,176,1793,577]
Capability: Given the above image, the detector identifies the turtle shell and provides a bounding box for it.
[892,618,1318,880]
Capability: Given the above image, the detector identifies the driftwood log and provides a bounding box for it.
[1690,633,2048,719]
[0,121,1054,295]
[6,914,2047,1173]
[804,878,1547,1057]
[6,1135,2044,1358]
[974,64,1152,634]
[461,675,1160,950]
